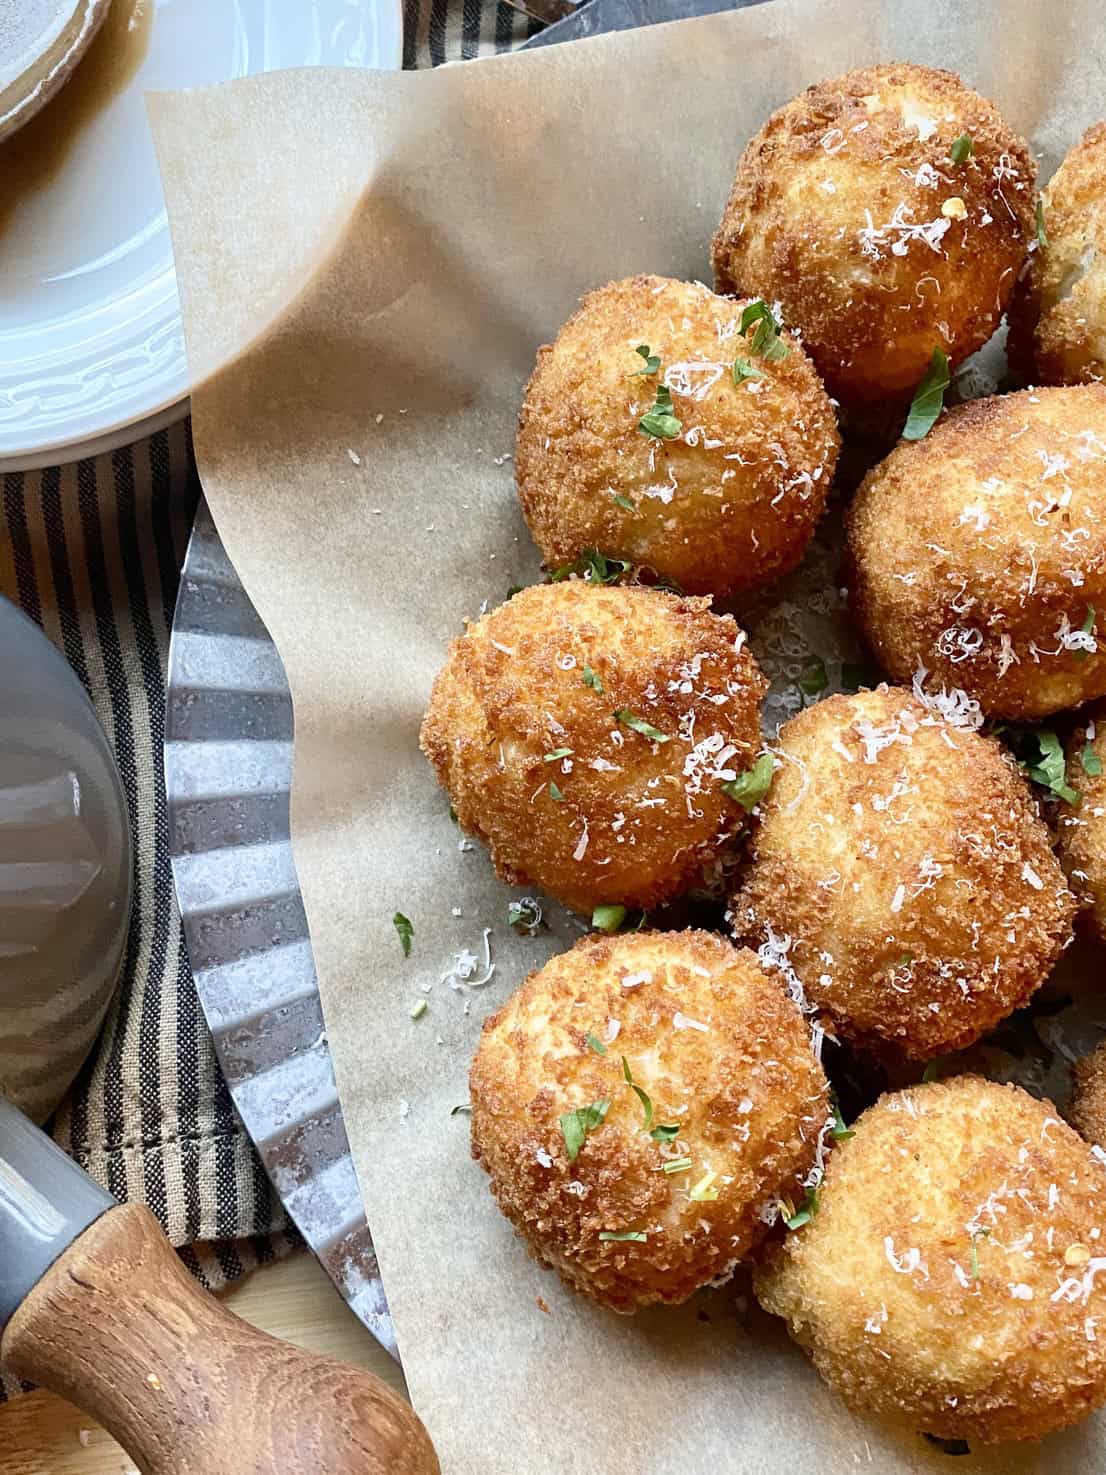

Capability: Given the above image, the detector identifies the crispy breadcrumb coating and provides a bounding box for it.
[730,688,1075,1061]
[419,581,766,914]
[712,63,1033,409]
[1071,1041,1106,1149]
[470,930,829,1312]
[516,276,840,598]
[755,1076,1106,1443]
[1057,701,1106,943]
[1009,123,1106,386]
[847,387,1106,719]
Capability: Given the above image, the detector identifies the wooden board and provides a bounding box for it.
[0,1251,404,1474]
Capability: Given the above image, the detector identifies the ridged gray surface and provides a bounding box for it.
[0,599,132,1126]
[165,499,395,1356]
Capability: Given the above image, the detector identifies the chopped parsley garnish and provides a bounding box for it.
[650,1121,680,1143]
[639,383,683,440]
[410,999,428,1020]
[784,1186,819,1229]
[544,747,573,762]
[508,897,542,934]
[560,1099,610,1161]
[611,492,636,511]
[1003,725,1079,803]
[922,1058,944,1084]
[590,904,646,934]
[549,548,631,585]
[393,911,413,957]
[589,896,648,932]
[592,903,627,933]
[740,300,790,362]
[903,347,950,440]
[548,780,565,802]
[631,344,661,376]
[970,1227,990,1279]
[582,664,604,692]
[450,1103,471,1116]
[949,133,973,164]
[721,752,775,811]
[506,584,523,599]
[688,1170,720,1203]
[798,655,829,696]
[1083,745,1103,778]
[662,1156,693,1175]
[448,804,458,823]
[622,1055,654,1130]
[586,1031,608,1056]
[732,355,765,386]
[1075,605,1096,661]
[599,1229,648,1242]
[614,709,670,743]
[1036,197,1048,249]
[830,1100,854,1141]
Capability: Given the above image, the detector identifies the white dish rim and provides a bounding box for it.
[1,0,404,473]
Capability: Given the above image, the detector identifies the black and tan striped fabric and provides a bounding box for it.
[407,0,540,66]
[0,0,540,1401]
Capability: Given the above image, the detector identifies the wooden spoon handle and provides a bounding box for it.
[0,1203,439,1475]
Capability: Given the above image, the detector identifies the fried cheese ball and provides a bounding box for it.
[730,688,1075,1061]
[515,276,840,598]
[1009,123,1106,386]
[847,387,1106,720]
[419,582,766,914]
[754,1077,1106,1443]
[1056,702,1106,942]
[712,63,1034,408]
[470,930,829,1312]
[1071,1041,1106,1148]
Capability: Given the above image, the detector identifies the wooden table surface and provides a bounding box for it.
[0,1251,404,1474]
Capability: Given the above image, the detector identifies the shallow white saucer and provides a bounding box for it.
[0,0,112,145]
[0,0,403,472]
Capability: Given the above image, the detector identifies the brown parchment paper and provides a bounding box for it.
[149,2,1106,1468]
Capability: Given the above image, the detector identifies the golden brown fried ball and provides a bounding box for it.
[515,276,840,599]
[1009,123,1106,386]
[847,387,1106,720]
[420,581,766,914]
[1071,1041,1106,1149]
[755,1076,1106,1444]
[730,688,1075,1062]
[1057,702,1106,942]
[470,930,829,1313]
[712,63,1034,409]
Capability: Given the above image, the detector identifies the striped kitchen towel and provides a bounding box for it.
[0,0,543,1400]
[1,430,298,1275]
[408,0,540,65]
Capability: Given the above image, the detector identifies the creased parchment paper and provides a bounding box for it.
[149,2,1106,1468]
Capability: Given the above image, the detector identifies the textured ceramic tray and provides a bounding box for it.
[165,499,395,1355]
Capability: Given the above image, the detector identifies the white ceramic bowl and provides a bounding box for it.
[0,0,112,144]
[0,0,403,472]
